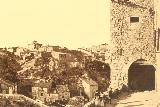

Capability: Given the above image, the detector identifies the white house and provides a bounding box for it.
[80,78,98,100]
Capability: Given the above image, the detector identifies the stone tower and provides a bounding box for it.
[109,0,157,90]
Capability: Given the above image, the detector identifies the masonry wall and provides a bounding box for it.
[109,0,156,89]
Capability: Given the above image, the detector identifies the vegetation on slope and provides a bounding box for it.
[0,50,21,83]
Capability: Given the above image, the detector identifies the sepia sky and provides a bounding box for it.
[0,0,110,49]
[0,0,159,49]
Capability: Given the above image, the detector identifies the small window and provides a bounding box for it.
[41,93,43,96]
[120,48,123,55]
[130,17,139,23]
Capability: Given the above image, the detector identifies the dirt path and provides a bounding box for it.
[116,91,160,107]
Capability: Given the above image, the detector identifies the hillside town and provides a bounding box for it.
[1,0,160,106]
[0,41,113,107]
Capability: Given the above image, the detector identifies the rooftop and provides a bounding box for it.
[81,78,97,86]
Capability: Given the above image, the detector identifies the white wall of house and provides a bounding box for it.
[14,48,24,56]
[81,79,98,100]
[9,87,13,94]
[90,85,98,99]
[43,88,48,93]
[82,80,91,99]
[69,62,79,68]
[7,48,14,53]
[51,51,61,60]
[47,93,58,102]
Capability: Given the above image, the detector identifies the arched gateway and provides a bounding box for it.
[107,0,160,91]
[128,59,156,91]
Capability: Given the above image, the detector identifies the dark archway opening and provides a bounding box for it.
[128,60,155,91]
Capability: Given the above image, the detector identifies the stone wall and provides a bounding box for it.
[0,94,48,107]
[109,0,156,90]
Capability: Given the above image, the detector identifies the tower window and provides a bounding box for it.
[120,48,123,55]
[130,17,139,23]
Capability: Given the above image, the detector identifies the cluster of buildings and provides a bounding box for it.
[0,76,98,106]
[78,43,110,62]
[29,75,98,103]
[1,0,160,106]
[5,41,82,68]
[31,80,70,103]
[0,41,100,106]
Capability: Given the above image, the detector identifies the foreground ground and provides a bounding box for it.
[116,90,160,107]
[88,90,160,107]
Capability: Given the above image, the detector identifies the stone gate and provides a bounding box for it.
[105,0,160,91]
